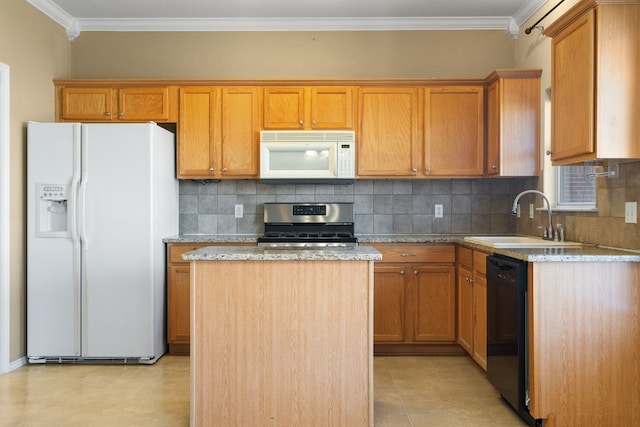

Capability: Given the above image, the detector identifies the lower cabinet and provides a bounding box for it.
[166,242,253,354]
[365,243,458,355]
[457,246,488,370]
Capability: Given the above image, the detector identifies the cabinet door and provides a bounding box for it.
[457,265,474,353]
[472,274,487,371]
[178,87,218,178]
[310,87,354,129]
[60,87,114,121]
[167,265,191,345]
[550,10,595,163]
[412,265,456,342]
[263,87,305,129]
[358,87,420,177]
[486,73,541,177]
[424,86,484,176]
[117,87,170,122]
[373,265,407,342]
[220,87,261,177]
[486,81,501,176]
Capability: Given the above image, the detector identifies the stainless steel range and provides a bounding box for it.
[257,202,357,249]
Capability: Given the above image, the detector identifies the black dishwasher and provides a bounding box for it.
[486,255,540,427]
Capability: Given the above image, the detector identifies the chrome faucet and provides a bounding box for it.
[511,190,554,240]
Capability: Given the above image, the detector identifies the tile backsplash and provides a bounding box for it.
[179,178,537,236]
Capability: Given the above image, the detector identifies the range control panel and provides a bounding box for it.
[293,204,327,216]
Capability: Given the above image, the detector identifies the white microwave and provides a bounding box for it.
[259,130,356,184]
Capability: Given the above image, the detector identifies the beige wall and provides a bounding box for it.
[1,0,71,363]
[69,30,515,79]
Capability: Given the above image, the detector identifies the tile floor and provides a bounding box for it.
[0,355,526,426]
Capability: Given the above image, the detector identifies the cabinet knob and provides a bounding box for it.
[222,167,228,173]
[312,119,317,127]
[412,167,417,173]
[104,111,111,117]
[491,165,497,170]
[546,150,552,156]
[209,167,215,174]
[401,253,416,257]
[413,271,418,275]
[425,167,431,173]
[400,270,405,275]
[117,111,124,118]
[299,120,304,126]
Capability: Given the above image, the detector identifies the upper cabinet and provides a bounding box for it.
[546,0,640,165]
[358,87,421,177]
[358,85,484,178]
[56,83,176,122]
[55,74,542,179]
[263,86,354,130]
[485,69,541,177]
[424,86,484,177]
[178,86,261,179]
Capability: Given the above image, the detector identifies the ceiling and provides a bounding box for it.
[26,0,547,41]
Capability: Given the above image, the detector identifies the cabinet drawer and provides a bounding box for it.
[473,250,488,276]
[457,246,473,269]
[366,243,455,263]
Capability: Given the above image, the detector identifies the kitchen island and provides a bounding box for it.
[183,245,381,427]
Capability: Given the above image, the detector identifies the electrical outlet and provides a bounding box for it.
[625,201,637,224]
[529,203,535,219]
[434,204,444,218]
[235,204,243,219]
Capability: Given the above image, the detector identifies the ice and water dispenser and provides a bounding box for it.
[35,183,70,237]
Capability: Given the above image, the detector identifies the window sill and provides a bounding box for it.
[537,207,598,213]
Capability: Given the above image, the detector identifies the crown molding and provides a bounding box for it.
[27,0,548,41]
[26,0,79,40]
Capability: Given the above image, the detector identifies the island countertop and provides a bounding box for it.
[182,245,382,261]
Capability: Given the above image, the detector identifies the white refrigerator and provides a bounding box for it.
[27,122,178,364]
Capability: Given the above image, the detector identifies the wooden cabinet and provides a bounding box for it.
[358,85,483,178]
[166,242,254,354]
[527,261,640,426]
[262,86,354,130]
[546,1,640,165]
[57,85,175,122]
[178,86,261,179]
[485,70,541,177]
[365,243,457,355]
[424,86,484,177]
[457,246,488,370]
[358,87,421,177]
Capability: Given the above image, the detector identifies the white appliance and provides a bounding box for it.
[259,130,356,184]
[26,122,178,364]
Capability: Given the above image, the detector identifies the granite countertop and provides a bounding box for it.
[182,245,382,262]
[166,234,640,263]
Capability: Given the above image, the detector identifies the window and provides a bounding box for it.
[556,165,596,208]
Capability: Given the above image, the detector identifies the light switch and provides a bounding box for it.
[434,204,443,218]
[625,202,637,224]
[235,204,243,219]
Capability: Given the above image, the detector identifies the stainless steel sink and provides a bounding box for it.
[463,235,583,248]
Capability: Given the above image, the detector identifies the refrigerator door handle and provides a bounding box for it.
[78,129,89,250]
